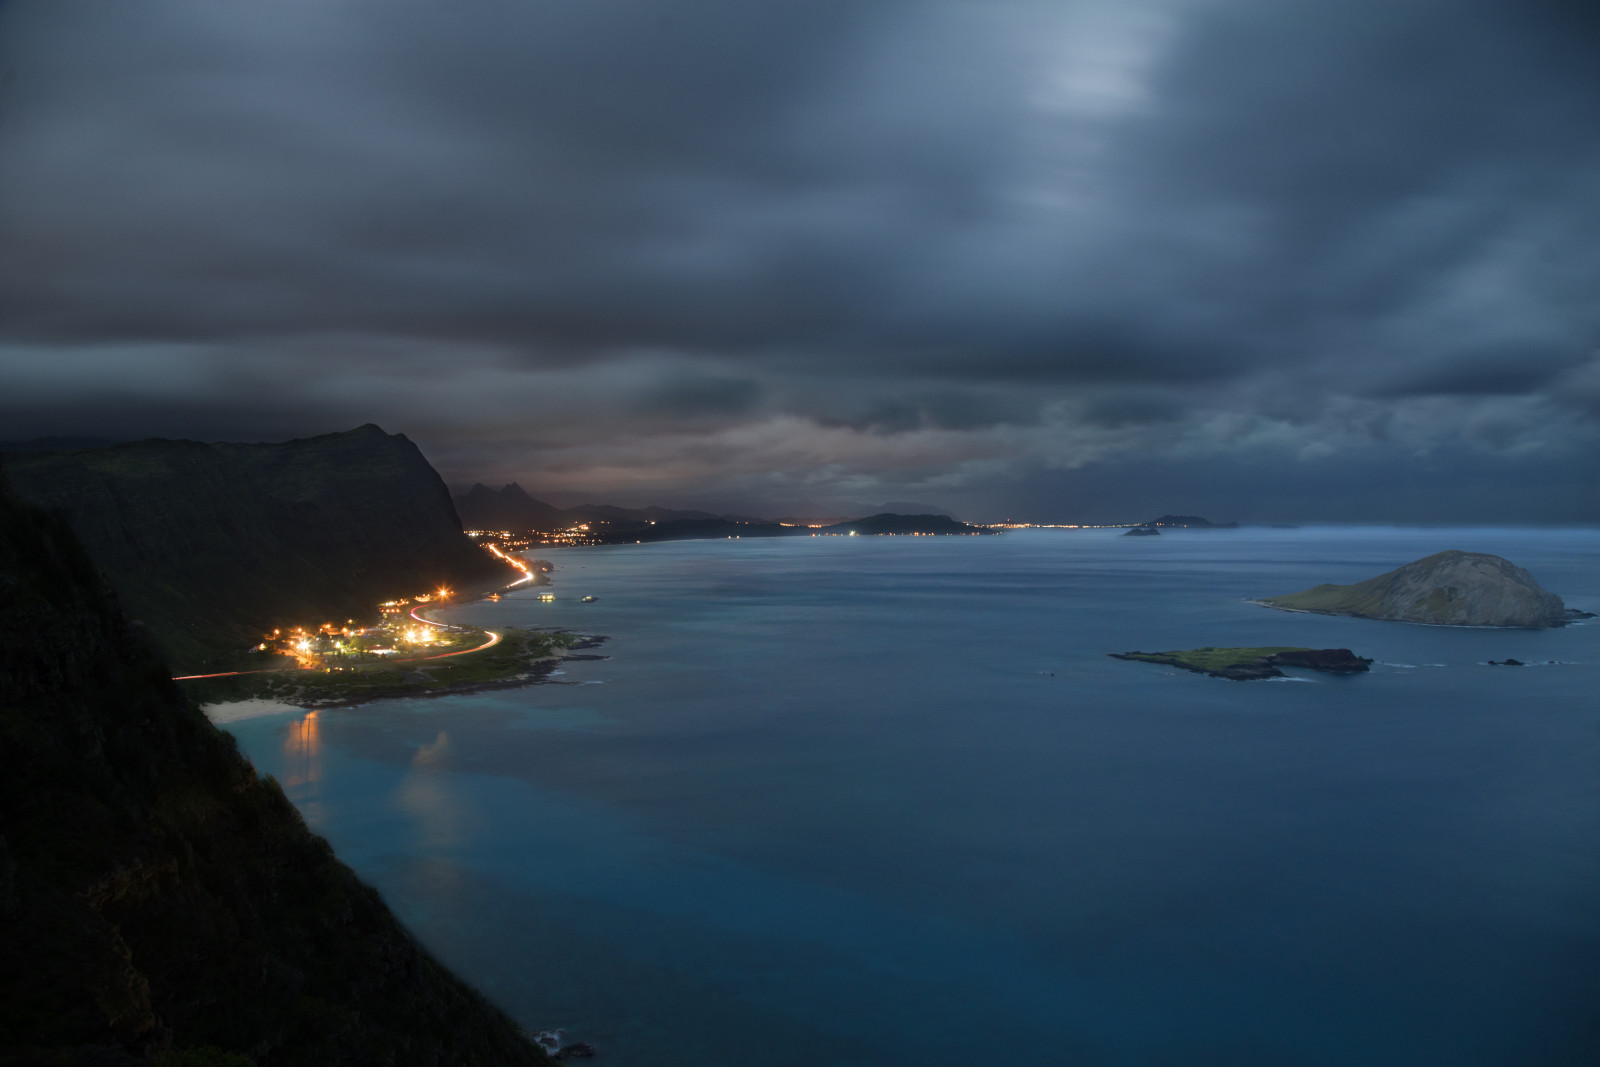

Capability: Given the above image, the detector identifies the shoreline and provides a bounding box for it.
[275,633,610,710]
[196,556,609,710]
[1248,597,1588,629]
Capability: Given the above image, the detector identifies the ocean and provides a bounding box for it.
[221,526,1600,1066]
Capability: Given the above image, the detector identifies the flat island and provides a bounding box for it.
[1111,646,1373,680]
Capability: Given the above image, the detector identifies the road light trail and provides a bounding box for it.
[486,541,536,586]
[410,604,447,626]
[172,663,324,680]
[419,630,502,659]
[172,668,277,680]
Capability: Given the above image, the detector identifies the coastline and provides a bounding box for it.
[1249,597,1590,629]
[194,555,609,709]
[272,633,610,709]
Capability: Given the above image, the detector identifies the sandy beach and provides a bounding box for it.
[202,697,306,724]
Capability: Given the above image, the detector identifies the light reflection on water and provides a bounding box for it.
[280,710,321,789]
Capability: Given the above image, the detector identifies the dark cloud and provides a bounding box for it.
[0,0,1596,520]
[634,374,763,418]
[1370,344,1591,398]
[1076,390,1185,429]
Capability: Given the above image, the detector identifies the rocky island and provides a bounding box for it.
[1258,550,1589,628]
[1111,647,1373,680]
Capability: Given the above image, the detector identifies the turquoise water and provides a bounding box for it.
[225,527,1600,1065]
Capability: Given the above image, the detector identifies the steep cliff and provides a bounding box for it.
[1260,550,1572,627]
[2,426,512,671]
[0,488,550,1066]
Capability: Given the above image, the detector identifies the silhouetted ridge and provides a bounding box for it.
[2,426,512,671]
[453,484,735,530]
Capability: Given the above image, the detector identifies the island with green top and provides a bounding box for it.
[1110,646,1373,680]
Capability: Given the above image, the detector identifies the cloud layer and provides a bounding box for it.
[1,0,1595,520]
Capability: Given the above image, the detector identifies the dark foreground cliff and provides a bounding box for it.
[0,491,549,1066]
[1,425,512,672]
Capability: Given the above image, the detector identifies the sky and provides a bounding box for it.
[1,0,1596,523]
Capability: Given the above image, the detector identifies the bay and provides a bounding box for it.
[223,526,1600,1066]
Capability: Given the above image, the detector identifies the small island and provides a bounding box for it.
[1258,550,1589,628]
[1142,514,1239,529]
[1111,646,1373,680]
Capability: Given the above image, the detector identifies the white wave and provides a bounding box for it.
[202,698,303,723]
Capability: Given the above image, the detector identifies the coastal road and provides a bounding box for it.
[485,541,536,586]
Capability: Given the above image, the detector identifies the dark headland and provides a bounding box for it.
[1258,550,1591,628]
[2,425,517,673]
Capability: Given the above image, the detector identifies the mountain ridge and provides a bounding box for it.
[454,482,761,530]
[2,425,512,671]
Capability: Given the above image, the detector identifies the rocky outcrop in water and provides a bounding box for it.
[1111,647,1371,680]
[1260,550,1578,628]
[0,487,550,1065]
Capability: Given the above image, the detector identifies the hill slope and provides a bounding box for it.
[0,488,549,1066]
[2,425,511,671]
[1260,550,1570,627]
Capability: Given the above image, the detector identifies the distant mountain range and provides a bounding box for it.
[453,482,960,534]
[453,482,760,530]
[2,425,513,671]
[590,512,985,544]
[1141,514,1239,528]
